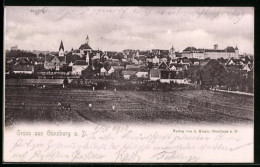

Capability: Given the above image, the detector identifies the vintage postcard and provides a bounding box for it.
[3,7,254,163]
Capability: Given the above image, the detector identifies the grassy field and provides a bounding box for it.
[5,87,254,126]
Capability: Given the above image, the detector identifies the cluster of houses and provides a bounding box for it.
[6,36,254,84]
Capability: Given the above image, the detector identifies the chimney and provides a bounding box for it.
[214,44,218,50]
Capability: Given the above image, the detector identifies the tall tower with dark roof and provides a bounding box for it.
[59,40,64,57]
[169,45,176,59]
[79,36,92,58]
[235,45,239,58]
[86,36,89,44]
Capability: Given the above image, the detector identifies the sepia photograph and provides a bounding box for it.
[3,6,254,163]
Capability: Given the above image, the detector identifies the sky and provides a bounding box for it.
[4,7,254,54]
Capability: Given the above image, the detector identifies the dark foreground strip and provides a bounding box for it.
[74,109,95,123]
[215,111,253,122]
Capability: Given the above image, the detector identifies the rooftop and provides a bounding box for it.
[79,43,92,50]
[13,64,34,71]
[74,60,88,65]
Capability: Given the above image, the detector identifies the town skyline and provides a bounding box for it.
[5,7,254,54]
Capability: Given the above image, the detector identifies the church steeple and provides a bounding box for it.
[59,40,64,57]
[170,45,175,53]
[59,40,64,51]
[170,45,176,59]
[235,45,239,58]
[86,36,89,44]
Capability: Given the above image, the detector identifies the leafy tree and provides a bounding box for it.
[60,65,72,72]
[226,71,239,90]
[65,52,83,63]
[129,74,138,81]
[247,71,254,93]
[147,62,153,69]
[103,61,111,71]
[82,66,93,79]
[34,64,45,72]
[38,53,45,58]
[63,77,69,85]
[6,50,37,59]
[200,59,228,89]
[92,59,103,74]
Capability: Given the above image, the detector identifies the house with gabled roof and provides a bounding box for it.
[44,41,67,71]
[132,57,139,65]
[225,58,236,66]
[169,64,177,71]
[136,66,148,78]
[149,61,187,83]
[122,70,137,79]
[241,64,253,72]
[72,60,88,75]
[44,54,66,71]
[156,62,170,70]
[225,58,244,66]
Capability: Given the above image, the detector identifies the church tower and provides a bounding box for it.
[79,36,92,57]
[86,36,89,44]
[235,45,239,58]
[169,45,175,59]
[86,51,90,64]
[59,40,64,57]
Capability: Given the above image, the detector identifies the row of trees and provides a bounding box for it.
[6,50,37,59]
[190,60,253,93]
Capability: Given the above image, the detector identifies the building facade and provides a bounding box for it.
[182,45,239,59]
[44,41,66,70]
[79,36,92,57]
